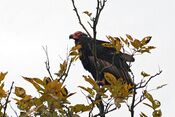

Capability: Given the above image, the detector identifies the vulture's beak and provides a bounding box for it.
[69,34,73,39]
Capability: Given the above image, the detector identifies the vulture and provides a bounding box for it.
[69,31,135,85]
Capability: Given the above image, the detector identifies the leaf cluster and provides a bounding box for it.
[140,91,162,117]
[14,76,76,116]
[0,72,8,116]
[103,34,156,55]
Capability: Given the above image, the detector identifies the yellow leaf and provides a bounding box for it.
[70,45,81,51]
[141,36,152,45]
[33,78,44,86]
[0,86,7,98]
[101,43,113,48]
[106,36,115,43]
[83,75,99,91]
[148,46,156,50]
[70,104,92,113]
[69,51,79,56]
[126,34,133,41]
[106,36,122,52]
[104,72,117,85]
[153,100,161,110]
[43,77,51,86]
[61,86,68,97]
[83,11,92,17]
[57,60,68,77]
[79,86,95,97]
[15,86,26,98]
[0,72,7,83]
[152,109,162,117]
[22,95,32,101]
[114,37,122,52]
[141,71,150,77]
[144,90,154,104]
[23,77,43,92]
[120,36,129,46]
[131,39,142,49]
[45,80,64,99]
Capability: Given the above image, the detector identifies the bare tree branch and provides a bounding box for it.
[3,81,14,117]
[61,58,73,84]
[91,0,107,82]
[129,86,136,117]
[42,46,54,80]
[70,1,108,116]
[127,70,162,117]
[70,0,92,38]
[136,70,162,89]
[93,107,116,117]
[134,94,146,107]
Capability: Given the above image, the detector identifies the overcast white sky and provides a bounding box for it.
[0,0,174,116]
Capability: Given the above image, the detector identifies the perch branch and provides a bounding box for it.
[3,81,14,117]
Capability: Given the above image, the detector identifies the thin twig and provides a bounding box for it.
[42,46,54,80]
[134,94,146,107]
[104,98,114,112]
[130,86,136,117]
[71,0,109,116]
[93,107,116,117]
[128,70,162,117]
[61,58,73,84]
[9,103,18,117]
[136,70,162,89]
[3,81,14,117]
[70,0,92,38]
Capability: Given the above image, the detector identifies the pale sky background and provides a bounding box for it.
[0,0,174,116]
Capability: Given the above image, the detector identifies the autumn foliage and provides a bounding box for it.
[0,33,164,117]
[0,0,164,117]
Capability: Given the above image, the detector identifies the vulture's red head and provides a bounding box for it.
[69,31,88,40]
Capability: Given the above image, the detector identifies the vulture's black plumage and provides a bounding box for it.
[69,31,135,85]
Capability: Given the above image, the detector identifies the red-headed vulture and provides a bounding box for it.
[69,31,135,85]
